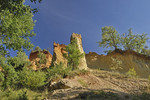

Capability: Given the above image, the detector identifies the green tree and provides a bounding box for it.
[98,26,121,50]
[64,39,83,70]
[98,26,149,53]
[121,29,136,51]
[121,28,148,53]
[7,51,31,71]
[0,52,30,89]
[141,46,150,56]
[0,56,18,89]
[135,33,149,53]
[0,0,42,56]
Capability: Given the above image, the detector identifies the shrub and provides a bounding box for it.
[46,63,71,81]
[126,68,137,77]
[17,90,28,100]
[37,52,47,64]
[19,68,46,89]
[32,46,48,67]
[110,57,122,71]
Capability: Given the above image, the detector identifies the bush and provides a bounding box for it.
[126,68,136,77]
[110,57,122,71]
[17,90,28,100]
[19,68,46,89]
[46,63,88,82]
[37,52,47,64]
[46,63,71,81]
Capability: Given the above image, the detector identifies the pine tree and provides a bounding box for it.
[64,39,83,70]
[98,26,121,51]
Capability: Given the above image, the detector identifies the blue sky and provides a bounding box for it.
[23,0,150,56]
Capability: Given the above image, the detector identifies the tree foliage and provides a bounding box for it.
[0,55,18,89]
[98,26,149,53]
[19,68,46,89]
[32,46,48,66]
[0,52,30,89]
[7,51,31,71]
[121,28,149,53]
[98,26,121,50]
[37,52,47,64]
[141,46,150,56]
[0,0,42,56]
[64,39,83,70]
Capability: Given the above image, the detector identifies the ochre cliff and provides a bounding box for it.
[85,49,150,78]
[29,50,52,70]
[51,42,68,67]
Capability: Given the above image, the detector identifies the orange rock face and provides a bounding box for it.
[85,50,150,78]
[0,66,2,72]
[51,42,68,67]
[29,50,52,70]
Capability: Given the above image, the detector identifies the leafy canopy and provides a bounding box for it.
[121,28,149,53]
[98,26,121,50]
[98,26,149,53]
[0,0,42,56]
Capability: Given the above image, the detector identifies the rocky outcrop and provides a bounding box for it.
[70,33,88,70]
[28,33,87,70]
[49,79,82,91]
[0,66,2,72]
[29,50,52,70]
[51,42,68,67]
[85,50,150,78]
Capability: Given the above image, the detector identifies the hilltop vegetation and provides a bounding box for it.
[98,26,150,54]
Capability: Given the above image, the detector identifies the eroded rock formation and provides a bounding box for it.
[0,66,2,72]
[29,50,52,70]
[85,50,150,78]
[51,42,68,67]
[29,33,88,70]
[70,33,88,70]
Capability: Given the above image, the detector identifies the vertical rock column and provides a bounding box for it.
[70,33,88,70]
[51,42,68,68]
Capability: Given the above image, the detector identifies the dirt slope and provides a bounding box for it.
[47,70,150,100]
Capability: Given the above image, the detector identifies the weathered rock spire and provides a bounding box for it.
[51,42,68,67]
[70,33,88,70]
